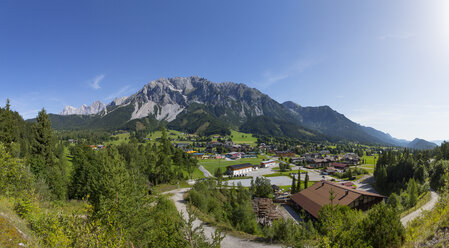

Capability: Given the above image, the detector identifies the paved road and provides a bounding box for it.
[168,188,281,248]
[401,190,440,226]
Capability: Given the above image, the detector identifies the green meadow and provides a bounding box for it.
[199,156,268,174]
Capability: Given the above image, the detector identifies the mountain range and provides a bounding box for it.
[60,101,106,115]
[37,76,437,149]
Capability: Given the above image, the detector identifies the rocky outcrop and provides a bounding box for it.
[60,101,106,115]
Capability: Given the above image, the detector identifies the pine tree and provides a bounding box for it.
[291,175,296,194]
[29,108,56,174]
[304,172,309,189]
[0,99,19,148]
[28,108,68,199]
[297,172,302,192]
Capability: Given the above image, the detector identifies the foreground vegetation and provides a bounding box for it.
[188,178,405,247]
[0,101,223,247]
[1,99,449,248]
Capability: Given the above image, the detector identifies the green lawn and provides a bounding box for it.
[182,167,206,179]
[199,156,268,174]
[263,169,308,178]
[359,164,375,173]
[106,132,130,145]
[362,155,378,165]
[147,129,187,140]
[229,130,257,145]
[278,181,317,191]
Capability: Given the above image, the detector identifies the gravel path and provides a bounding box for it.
[199,165,213,177]
[168,188,281,248]
[401,190,439,226]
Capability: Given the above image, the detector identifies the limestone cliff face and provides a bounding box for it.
[60,101,106,115]
[112,76,291,123]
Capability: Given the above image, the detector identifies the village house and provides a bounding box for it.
[226,163,254,176]
[322,167,338,175]
[342,153,361,165]
[210,154,225,159]
[208,141,223,147]
[323,155,338,162]
[331,163,350,171]
[275,150,295,158]
[260,160,278,168]
[306,158,329,168]
[304,153,323,159]
[191,152,205,159]
[291,157,306,164]
[242,153,257,158]
[291,180,384,219]
[226,152,243,159]
[175,143,190,149]
[320,150,331,155]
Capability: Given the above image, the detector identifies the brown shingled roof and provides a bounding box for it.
[290,180,384,218]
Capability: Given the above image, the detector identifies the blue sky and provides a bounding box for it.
[1,0,449,141]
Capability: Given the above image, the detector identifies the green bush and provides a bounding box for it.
[14,197,34,218]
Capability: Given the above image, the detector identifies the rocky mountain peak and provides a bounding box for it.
[60,101,106,115]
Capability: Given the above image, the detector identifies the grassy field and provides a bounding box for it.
[199,156,268,174]
[147,130,187,140]
[263,169,308,179]
[362,155,378,165]
[0,214,27,247]
[229,130,257,145]
[278,181,317,192]
[359,164,375,173]
[182,167,206,179]
[106,132,131,145]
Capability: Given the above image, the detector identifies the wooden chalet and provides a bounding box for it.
[291,180,384,219]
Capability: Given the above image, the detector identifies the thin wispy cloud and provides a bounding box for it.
[89,74,105,90]
[260,59,316,88]
[378,32,415,40]
[104,85,137,101]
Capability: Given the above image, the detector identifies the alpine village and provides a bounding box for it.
[2,1,449,248]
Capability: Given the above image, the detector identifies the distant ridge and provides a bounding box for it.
[407,138,437,150]
[36,76,436,148]
[60,101,106,115]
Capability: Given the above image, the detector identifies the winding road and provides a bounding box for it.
[168,188,281,248]
[401,190,439,226]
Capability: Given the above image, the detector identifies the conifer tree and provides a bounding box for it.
[291,175,296,194]
[0,99,19,149]
[29,108,56,174]
[304,172,309,189]
[297,172,302,192]
[29,108,68,199]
